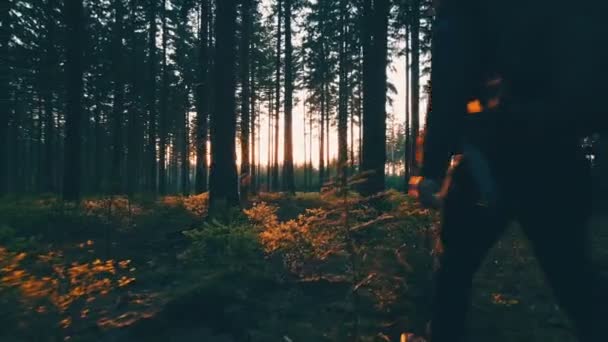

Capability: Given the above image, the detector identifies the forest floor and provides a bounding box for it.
[0,191,607,342]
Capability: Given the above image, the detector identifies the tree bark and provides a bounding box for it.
[127,0,141,195]
[272,0,282,192]
[41,0,58,193]
[181,92,190,195]
[282,0,294,193]
[158,0,168,195]
[337,0,348,188]
[250,40,257,193]
[0,0,7,195]
[404,24,411,182]
[63,0,85,201]
[410,0,420,175]
[195,0,209,194]
[147,0,158,193]
[240,0,252,199]
[319,78,326,188]
[209,0,239,211]
[111,0,125,194]
[360,0,389,195]
[267,88,272,191]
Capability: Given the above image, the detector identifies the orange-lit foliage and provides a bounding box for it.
[0,245,136,330]
[82,197,144,220]
[245,191,439,310]
[161,193,209,217]
[182,193,209,216]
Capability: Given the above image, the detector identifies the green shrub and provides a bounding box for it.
[180,220,266,273]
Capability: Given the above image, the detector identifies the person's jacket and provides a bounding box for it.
[421,0,608,181]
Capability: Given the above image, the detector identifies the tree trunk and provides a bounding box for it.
[267,88,272,191]
[209,0,239,211]
[272,0,282,192]
[404,24,411,183]
[325,81,330,179]
[358,46,363,168]
[43,84,55,194]
[250,43,257,193]
[36,97,45,192]
[337,0,348,188]
[41,0,58,193]
[240,0,252,199]
[303,98,308,190]
[308,103,313,190]
[63,0,84,201]
[181,93,190,195]
[111,0,125,194]
[147,0,158,193]
[9,97,20,194]
[195,0,209,194]
[0,0,8,195]
[158,0,168,195]
[127,0,141,196]
[282,0,294,193]
[171,133,178,193]
[410,0,420,175]
[93,104,103,192]
[349,85,355,175]
[360,0,389,195]
[319,80,326,188]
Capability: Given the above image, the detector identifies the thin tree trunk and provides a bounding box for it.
[405,25,411,183]
[181,94,190,195]
[37,95,45,193]
[358,46,363,169]
[337,0,348,188]
[282,0,294,193]
[9,97,20,194]
[272,0,282,191]
[250,45,257,193]
[267,89,272,192]
[308,102,313,190]
[43,87,55,193]
[240,0,252,199]
[350,90,355,175]
[303,96,308,190]
[63,0,84,201]
[93,104,103,192]
[127,0,140,195]
[158,0,168,195]
[111,0,125,194]
[410,0,420,175]
[42,0,58,193]
[325,82,330,179]
[319,81,325,188]
[195,0,209,194]
[147,0,158,193]
[171,133,178,193]
[0,0,8,195]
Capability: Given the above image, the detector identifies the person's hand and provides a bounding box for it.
[409,176,443,209]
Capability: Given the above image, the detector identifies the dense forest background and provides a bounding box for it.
[0,0,438,206]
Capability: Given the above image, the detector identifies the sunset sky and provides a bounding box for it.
[242,1,430,167]
[246,52,429,168]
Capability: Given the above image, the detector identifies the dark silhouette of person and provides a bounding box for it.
[420,1,608,341]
